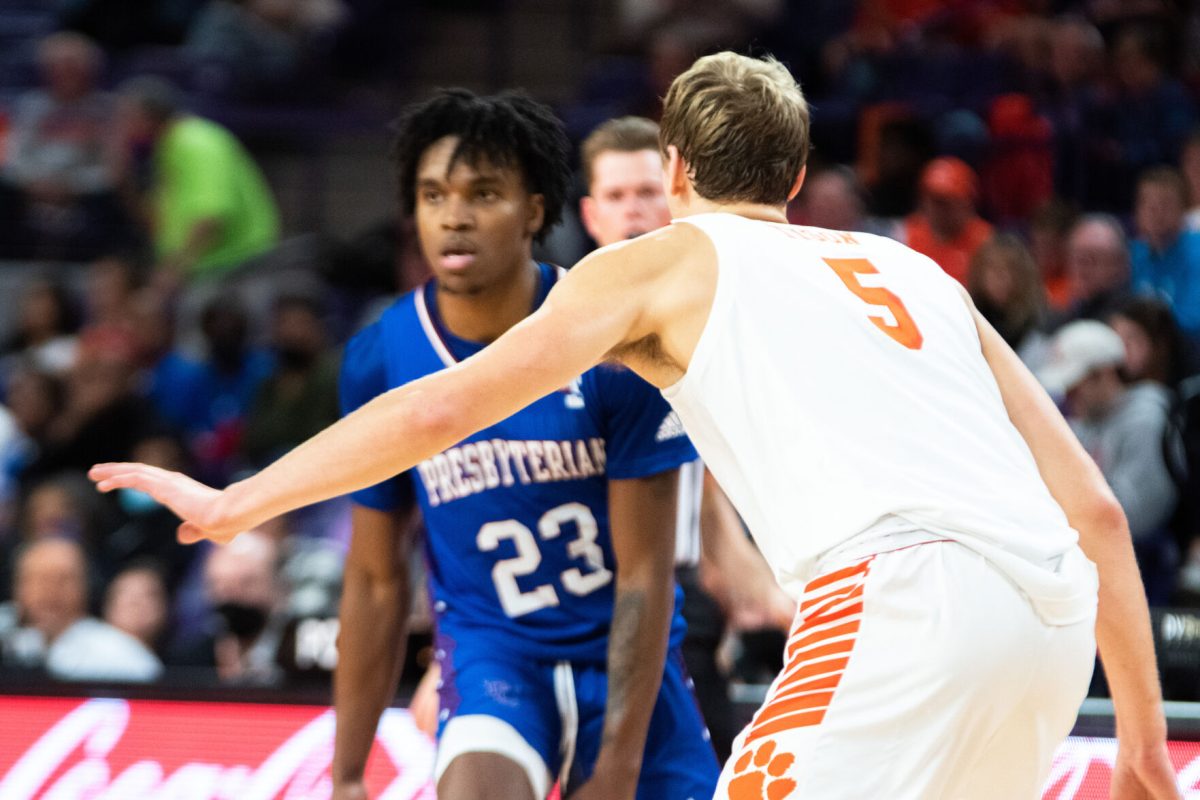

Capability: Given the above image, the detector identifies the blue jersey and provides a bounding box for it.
[339,263,695,661]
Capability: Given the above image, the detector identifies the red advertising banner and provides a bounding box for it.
[1,695,1197,798]
[0,696,436,799]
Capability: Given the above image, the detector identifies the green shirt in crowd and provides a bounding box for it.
[154,116,280,278]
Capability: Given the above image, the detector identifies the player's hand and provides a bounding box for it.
[331,780,370,800]
[1110,742,1181,799]
[408,663,440,738]
[89,462,247,544]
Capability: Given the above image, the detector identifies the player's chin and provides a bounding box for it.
[433,272,485,296]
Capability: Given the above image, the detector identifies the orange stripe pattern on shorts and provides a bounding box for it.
[743,557,873,743]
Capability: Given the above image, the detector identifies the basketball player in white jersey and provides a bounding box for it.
[92,52,1177,798]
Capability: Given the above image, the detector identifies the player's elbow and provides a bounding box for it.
[1081,488,1130,541]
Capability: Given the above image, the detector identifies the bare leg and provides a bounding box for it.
[438,752,540,800]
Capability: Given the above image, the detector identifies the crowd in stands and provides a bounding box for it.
[0,0,1199,697]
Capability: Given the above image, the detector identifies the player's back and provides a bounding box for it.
[663,212,1096,622]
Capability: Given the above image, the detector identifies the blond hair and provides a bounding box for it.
[660,52,809,205]
[580,116,660,191]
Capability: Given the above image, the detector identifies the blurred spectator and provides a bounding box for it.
[1184,130,1200,231]
[127,288,207,432]
[1029,199,1079,311]
[0,279,80,381]
[78,255,141,352]
[103,559,170,657]
[967,234,1048,368]
[1040,16,1105,202]
[579,116,670,246]
[242,294,339,468]
[203,531,287,685]
[189,293,274,480]
[791,165,894,236]
[0,537,161,681]
[19,471,112,545]
[0,33,132,261]
[117,77,280,290]
[22,337,158,483]
[1108,296,1199,390]
[1040,320,1179,603]
[981,94,1054,226]
[899,156,994,284]
[102,430,198,587]
[1084,23,1198,210]
[1130,167,1200,335]
[185,0,346,101]
[57,0,204,50]
[1,369,65,488]
[1055,213,1133,328]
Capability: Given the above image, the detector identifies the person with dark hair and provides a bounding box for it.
[0,278,81,380]
[967,234,1049,368]
[116,76,279,288]
[326,90,717,800]
[1131,166,1200,336]
[1108,296,1198,390]
[241,293,339,470]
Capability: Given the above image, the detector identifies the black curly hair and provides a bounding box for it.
[390,88,570,242]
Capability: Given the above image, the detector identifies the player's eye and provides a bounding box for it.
[421,189,443,204]
[477,189,500,202]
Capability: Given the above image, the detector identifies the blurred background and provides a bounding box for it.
[1,0,1200,792]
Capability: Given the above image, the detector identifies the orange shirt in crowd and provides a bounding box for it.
[903,215,994,284]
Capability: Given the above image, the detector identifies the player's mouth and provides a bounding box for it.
[439,242,477,271]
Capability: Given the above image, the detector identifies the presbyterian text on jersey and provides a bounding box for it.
[417,438,608,506]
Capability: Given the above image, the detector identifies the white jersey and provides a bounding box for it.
[662,213,1097,624]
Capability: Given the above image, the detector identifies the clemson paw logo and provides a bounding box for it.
[728,740,797,800]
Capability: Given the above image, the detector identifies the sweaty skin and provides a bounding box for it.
[92,145,1178,800]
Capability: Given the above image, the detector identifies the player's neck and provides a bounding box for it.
[436,258,541,343]
[679,197,789,224]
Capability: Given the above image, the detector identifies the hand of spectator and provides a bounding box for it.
[1111,741,1182,799]
[89,463,247,544]
[408,662,440,738]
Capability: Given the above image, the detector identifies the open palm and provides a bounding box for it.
[89,462,245,544]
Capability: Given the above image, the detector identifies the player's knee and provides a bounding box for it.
[438,752,539,800]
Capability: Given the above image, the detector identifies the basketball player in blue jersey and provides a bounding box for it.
[327,91,718,800]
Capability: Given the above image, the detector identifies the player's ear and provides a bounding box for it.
[580,195,599,241]
[665,145,689,198]
[526,193,545,237]
[787,165,808,202]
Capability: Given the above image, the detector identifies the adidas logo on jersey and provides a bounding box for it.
[563,377,585,409]
[656,411,686,442]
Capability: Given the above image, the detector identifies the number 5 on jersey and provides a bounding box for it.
[822,257,924,350]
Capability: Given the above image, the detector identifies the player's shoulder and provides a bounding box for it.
[342,290,424,376]
[585,220,713,276]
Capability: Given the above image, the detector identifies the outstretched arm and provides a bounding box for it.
[970,296,1179,800]
[90,240,666,542]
